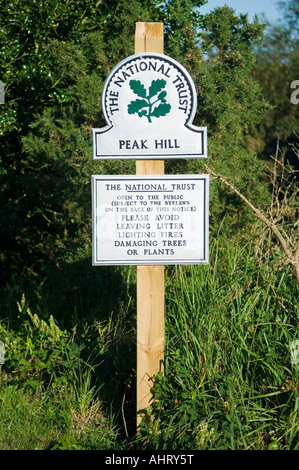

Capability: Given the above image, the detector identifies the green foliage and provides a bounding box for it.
[1,33,104,284]
[51,435,83,450]
[0,291,124,449]
[278,0,299,30]
[0,0,274,285]
[1,293,80,390]
[50,416,121,450]
[165,5,272,237]
[252,1,299,159]
[0,1,272,285]
[0,382,120,450]
[0,385,64,450]
[0,0,165,282]
[160,1,207,66]
[0,0,164,136]
[0,0,298,452]
[137,240,299,450]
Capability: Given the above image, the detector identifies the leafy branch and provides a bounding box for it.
[128,79,171,123]
[205,140,299,283]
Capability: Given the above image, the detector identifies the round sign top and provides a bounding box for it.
[93,52,207,159]
[101,52,197,129]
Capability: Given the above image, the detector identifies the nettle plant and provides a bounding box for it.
[128,79,171,122]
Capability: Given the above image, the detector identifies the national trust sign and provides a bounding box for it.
[92,53,207,160]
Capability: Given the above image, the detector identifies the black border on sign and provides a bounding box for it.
[92,175,209,266]
[93,129,206,160]
[92,52,208,160]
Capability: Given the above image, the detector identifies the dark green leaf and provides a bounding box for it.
[128,99,149,114]
[158,90,167,100]
[148,79,166,98]
[138,109,148,117]
[151,102,171,118]
[129,80,147,98]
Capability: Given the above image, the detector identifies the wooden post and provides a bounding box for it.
[135,22,165,427]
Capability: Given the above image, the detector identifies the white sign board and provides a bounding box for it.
[92,175,209,266]
[93,53,207,160]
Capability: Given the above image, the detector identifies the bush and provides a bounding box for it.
[1,293,84,391]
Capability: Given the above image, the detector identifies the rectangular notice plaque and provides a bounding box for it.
[92,175,209,266]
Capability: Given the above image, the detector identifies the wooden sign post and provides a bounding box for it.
[91,21,209,431]
[135,22,165,427]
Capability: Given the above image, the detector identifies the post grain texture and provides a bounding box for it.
[135,22,165,427]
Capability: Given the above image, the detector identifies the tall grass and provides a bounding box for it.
[138,239,299,450]
[0,239,298,449]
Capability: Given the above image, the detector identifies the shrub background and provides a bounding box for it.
[0,0,298,450]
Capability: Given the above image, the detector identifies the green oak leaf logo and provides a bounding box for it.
[127,79,171,123]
